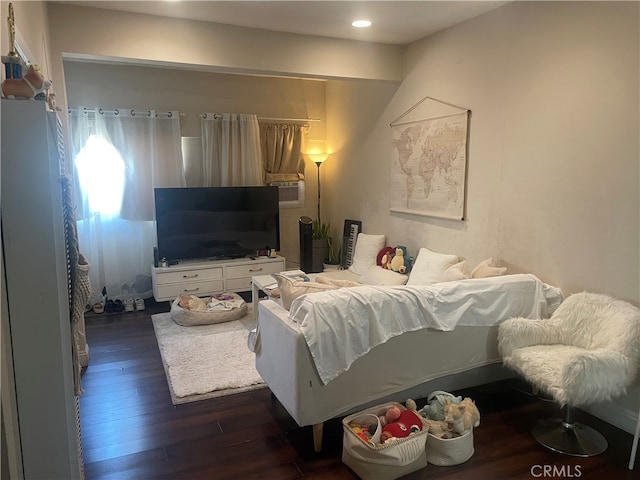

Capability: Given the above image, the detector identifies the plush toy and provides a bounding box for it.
[376,246,395,270]
[443,397,481,435]
[2,64,52,100]
[418,391,463,421]
[380,409,423,443]
[423,419,454,439]
[385,405,401,423]
[389,246,411,274]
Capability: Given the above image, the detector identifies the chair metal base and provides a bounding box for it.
[532,418,608,457]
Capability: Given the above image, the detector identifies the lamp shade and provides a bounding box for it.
[306,153,329,165]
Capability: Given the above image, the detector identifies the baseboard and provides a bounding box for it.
[583,402,639,435]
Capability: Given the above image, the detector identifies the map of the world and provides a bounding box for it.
[390,112,468,220]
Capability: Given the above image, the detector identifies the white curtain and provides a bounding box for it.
[201,113,263,186]
[69,107,185,303]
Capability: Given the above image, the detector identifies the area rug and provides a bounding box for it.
[151,305,266,405]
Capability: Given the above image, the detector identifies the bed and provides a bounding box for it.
[254,271,564,451]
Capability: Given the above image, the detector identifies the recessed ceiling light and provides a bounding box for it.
[352,20,372,28]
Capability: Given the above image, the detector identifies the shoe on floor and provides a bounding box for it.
[134,298,145,311]
[105,300,116,313]
[114,299,125,313]
[124,298,135,312]
[93,302,104,314]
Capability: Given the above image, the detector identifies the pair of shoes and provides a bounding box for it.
[93,302,104,314]
[105,299,125,313]
[124,298,135,312]
[134,298,145,311]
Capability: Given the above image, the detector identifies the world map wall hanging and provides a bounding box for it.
[390,96,470,221]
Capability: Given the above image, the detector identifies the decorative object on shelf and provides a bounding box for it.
[390,96,470,221]
[2,63,51,100]
[1,3,25,80]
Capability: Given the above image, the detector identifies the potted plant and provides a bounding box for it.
[323,237,341,271]
[311,219,330,273]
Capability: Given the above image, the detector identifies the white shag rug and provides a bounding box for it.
[152,305,266,405]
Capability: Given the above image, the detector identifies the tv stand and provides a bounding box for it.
[152,255,285,302]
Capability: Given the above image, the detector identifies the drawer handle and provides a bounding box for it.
[183,287,200,293]
[182,274,199,279]
[249,267,263,272]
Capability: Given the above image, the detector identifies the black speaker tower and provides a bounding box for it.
[299,216,313,273]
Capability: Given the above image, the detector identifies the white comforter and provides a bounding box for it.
[289,274,563,385]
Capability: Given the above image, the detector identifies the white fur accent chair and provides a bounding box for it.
[498,291,640,457]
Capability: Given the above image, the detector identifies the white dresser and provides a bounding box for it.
[152,255,285,302]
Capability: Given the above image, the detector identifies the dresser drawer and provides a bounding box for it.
[156,279,224,300]
[225,261,283,279]
[226,277,255,292]
[156,267,223,285]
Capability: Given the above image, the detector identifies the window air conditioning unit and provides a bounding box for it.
[271,180,305,208]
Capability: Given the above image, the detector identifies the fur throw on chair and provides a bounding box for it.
[498,292,640,407]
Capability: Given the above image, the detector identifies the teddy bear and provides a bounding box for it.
[2,64,52,100]
[389,245,411,274]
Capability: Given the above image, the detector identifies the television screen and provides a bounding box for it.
[154,186,280,263]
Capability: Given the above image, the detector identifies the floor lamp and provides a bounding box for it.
[306,153,329,221]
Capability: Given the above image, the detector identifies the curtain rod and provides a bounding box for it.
[201,113,320,123]
[68,107,183,118]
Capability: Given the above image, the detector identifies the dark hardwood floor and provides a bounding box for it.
[80,301,638,479]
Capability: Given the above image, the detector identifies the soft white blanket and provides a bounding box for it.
[289,274,563,385]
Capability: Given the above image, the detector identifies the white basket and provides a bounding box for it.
[426,429,474,466]
[342,402,429,480]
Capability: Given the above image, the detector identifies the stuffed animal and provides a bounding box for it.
[380,409,423,443]
[377,246,395,270]
[423,419,454,439]
[389,246,410,273]
[443,397,480,435]
[419,391,463,421]
[2,64,52,99]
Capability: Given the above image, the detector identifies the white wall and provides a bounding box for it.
[325,1,639,432]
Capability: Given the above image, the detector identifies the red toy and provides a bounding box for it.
[380,409,423,443]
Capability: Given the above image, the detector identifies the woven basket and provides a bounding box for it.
[342,402,429,479]
[426,429,474,466]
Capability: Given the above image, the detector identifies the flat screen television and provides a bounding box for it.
[154,186,280,263]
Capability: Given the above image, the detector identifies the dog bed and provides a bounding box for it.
[171,292,247,326]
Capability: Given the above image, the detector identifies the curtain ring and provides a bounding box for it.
[114,108,119,116]
[167,111,173,118]
[130,109,136,116]
[147,110,151,117]
[98,108,104,115]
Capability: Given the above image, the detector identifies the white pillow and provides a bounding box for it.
[360,266,408,286]
[407,247,459,285]
[348,233,386,276]
[436,260,472,283]
[471,257,507,278]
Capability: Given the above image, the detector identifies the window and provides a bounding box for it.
[74,135,125,218]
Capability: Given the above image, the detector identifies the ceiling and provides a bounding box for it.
[56,1,509,46]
